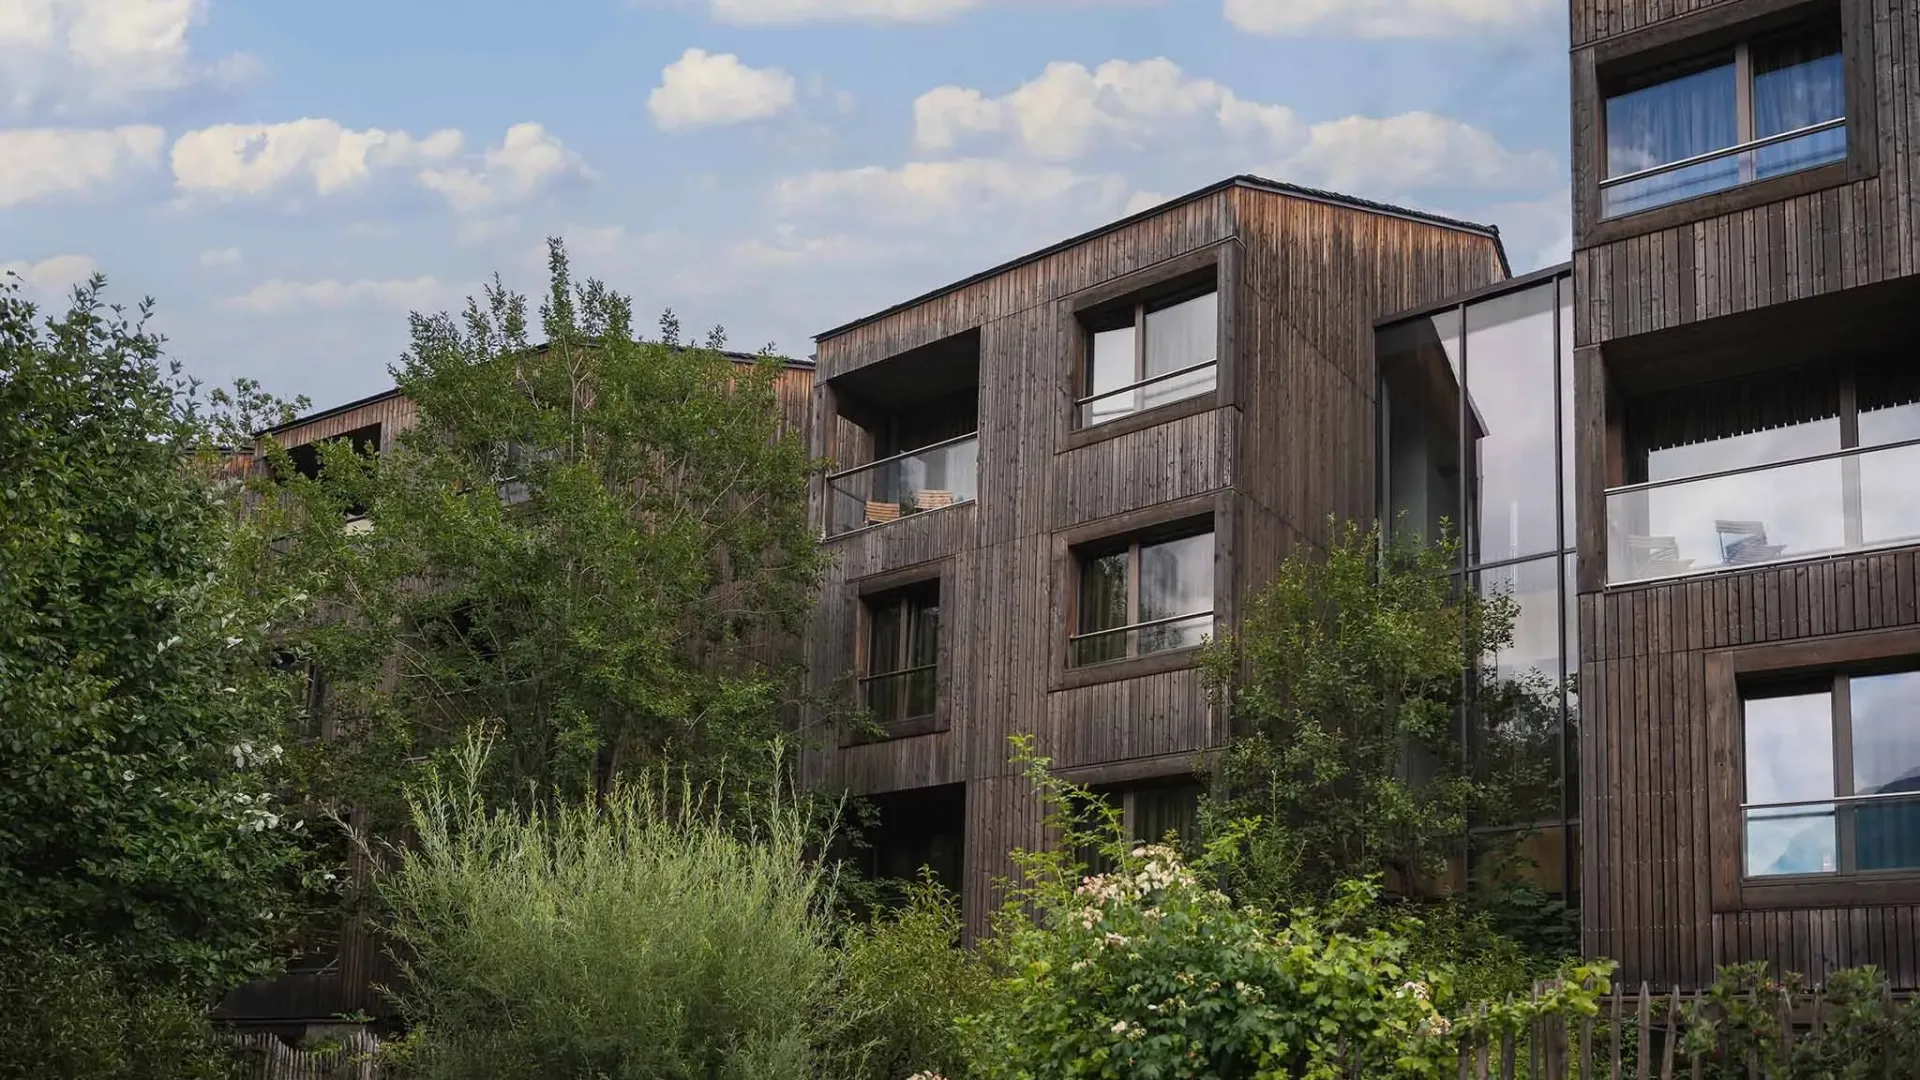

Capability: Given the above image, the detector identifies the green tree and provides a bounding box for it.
[247,239,827,817]
[0,272,313,991]
[1198,519,1529,909]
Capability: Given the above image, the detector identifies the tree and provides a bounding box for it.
[0,272,313,992]
[250,239,827,818]
[1198,519,1531,908]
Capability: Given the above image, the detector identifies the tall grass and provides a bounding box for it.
[377,737,839,1080]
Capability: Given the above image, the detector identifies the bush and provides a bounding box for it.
[377,737,838,1080]
[0,941,231,1080]
[825,874,991,1080]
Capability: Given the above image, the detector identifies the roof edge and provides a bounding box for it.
[813,174,1506,344]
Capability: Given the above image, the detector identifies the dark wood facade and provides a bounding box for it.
[803,177,1507,939]
[1570,0,1920,987]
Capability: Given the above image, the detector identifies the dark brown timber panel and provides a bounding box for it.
[805,178,1505,939]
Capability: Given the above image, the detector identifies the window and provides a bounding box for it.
[1071,526,1214,667]
[1602,19,1845,217]
[1742,669,1920,879]
[861,582,940,727]
[1075,779,1203,874]
[1078,285,1218,427]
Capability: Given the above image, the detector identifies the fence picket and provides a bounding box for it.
[1659,986,1679,1080]
[1611,982,1624,1080]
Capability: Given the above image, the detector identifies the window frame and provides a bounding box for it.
[1573,0,1876,248]
[1076,284,1220,431]
[847,560,953,745]
[860,581,941,727]
[1069,527,1216,669]
[1055,242,1238,453]
[1706,626,1920,911]
[1049,493,1230,692]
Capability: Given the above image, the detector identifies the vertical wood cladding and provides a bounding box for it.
[806,179,1504,938]
[1579,553,1920,987]
[1570,0,1920,347]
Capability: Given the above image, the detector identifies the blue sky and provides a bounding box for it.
[1,0,1573,411]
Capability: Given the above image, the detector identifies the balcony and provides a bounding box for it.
[824,433,978,538]
[1606,438,1920,584]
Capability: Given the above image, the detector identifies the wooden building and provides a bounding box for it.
[800,175,1508,938]
[1567,0,1920,986]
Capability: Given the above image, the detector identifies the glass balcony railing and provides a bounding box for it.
[1600,119,1846,218]
[825,433,978,538]
[860,665,938,726]
[1068,610,1214,667]
[1606,438,1920,584]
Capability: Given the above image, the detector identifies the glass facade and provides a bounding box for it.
[1378,269,1580,900]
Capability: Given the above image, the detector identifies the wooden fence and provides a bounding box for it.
[232,1030,382,1080]
[1454,980,1919,1080]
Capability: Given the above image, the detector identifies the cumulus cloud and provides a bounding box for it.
[416,123,589,213]
[0,125,165,207]
[913,58,1296,159]
[222,276,462,315]
[649,48,796,131]
[0,253,101,293]
[1223,0,1556,37]
[171,119,462,198]
[1277,111,1559,194]
[775,158,1128,227]
[704,0,981,22]
[0,0,256,113]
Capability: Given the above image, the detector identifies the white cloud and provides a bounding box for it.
[0,0,256,113]
[1277,111,1559,194]
[0,125,165,207]
[1123,190,1168,215]
[913,58,1298,160]
[222,276,463,315]
[1,253,101,293]
[198,246,241,267]
[649,48,796,131]
[1223,0,1555,37]
[1479,187,1573,272]
[775,158,1127,227]
[416,123,588,213]
[171,119,462,199]
[704,0,980,23]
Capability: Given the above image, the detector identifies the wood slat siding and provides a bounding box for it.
[1571,0,1920,349]
[806,181,1503,939]
[1580,553,1920,988]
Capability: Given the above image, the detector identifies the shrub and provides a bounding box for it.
[376,737,838,1080]
[825,874,992,1080]
[0,941,231,1080]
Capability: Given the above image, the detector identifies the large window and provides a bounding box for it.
[1377,269,1580,902]
[1078,286,1219,427]
[1071,525,1215,667]
[1607,357,1920,583]
[1743,670,1920,878]
[1075,778,1204,873]
[1602,19,1845,217]
[861,582,940,727]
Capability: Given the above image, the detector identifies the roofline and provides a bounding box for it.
[1372,260,1573,329]
[813,174,1508,343]
[264,347,813,437]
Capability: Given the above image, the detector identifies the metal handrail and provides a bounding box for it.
[1741,789,1920,812]
[1604,434,1920,497]
[1069,609,1214,643]
[1599,117,1845,190]
[825,431,979,483]
[857,663,938,684]
[1074,359,1218,407]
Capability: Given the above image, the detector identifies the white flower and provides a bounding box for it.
[224,636,243,648]
[121,771,134,782]
[1111,1020,1129,1035]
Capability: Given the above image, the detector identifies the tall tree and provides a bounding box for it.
[0,274,312,991]
[252,240,827,819]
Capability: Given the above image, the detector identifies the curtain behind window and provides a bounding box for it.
[1754,27,1846,176]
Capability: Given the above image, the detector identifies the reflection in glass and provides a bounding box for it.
[1608,441,1920,583]
[1604,61,1739,216]
[1467,281,1560,564]
[1752,29,1847,178]
[1474,556,1567,825]
[1850,672,1920,871]
[1744,690,1836,876]
[1086,326,1137,426]
[1143,291,1219,411]
[1859,360,1920,447]
[1380,308,1463,550]
[1559,290,1575,541]
[825,435,979,537]
[864,586,940,725]
[1072,531,1214,667]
